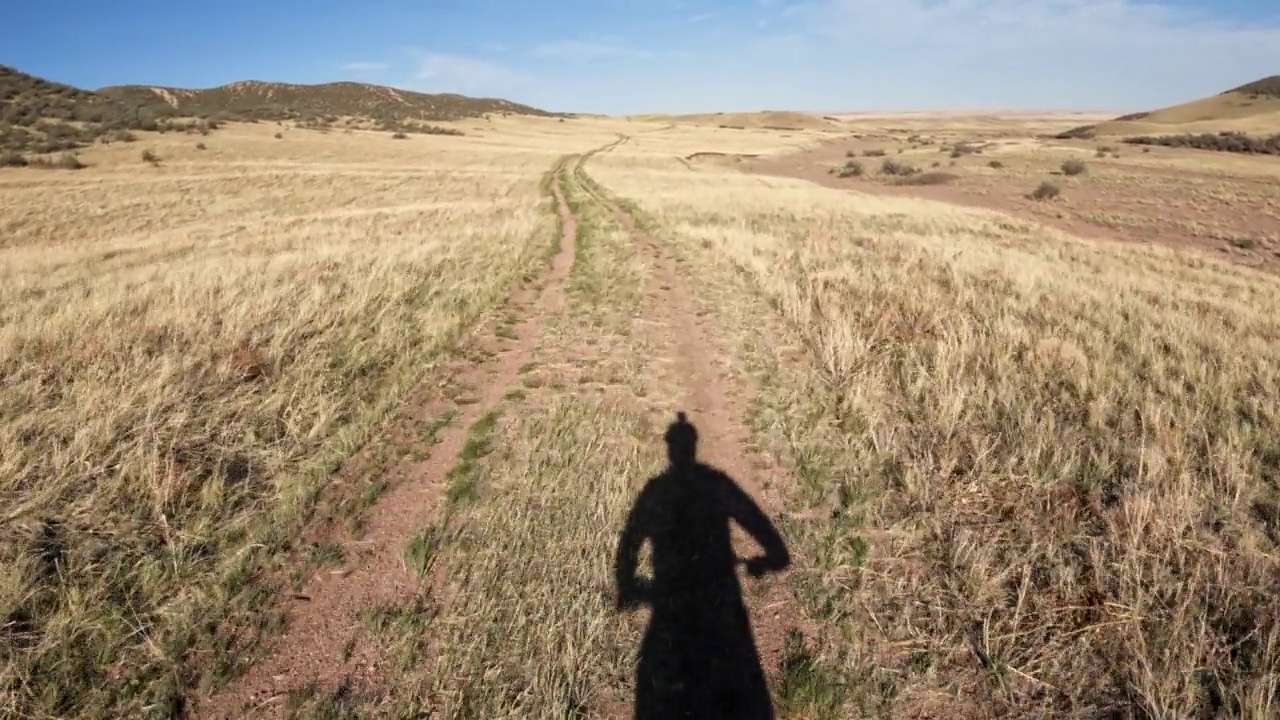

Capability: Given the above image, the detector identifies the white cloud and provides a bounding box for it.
[390,0,1279,115]
[412,52,530,95]
[688,12,717,24]
[804,0,1280,54]
[341,61,388,72]
[763,0,1280,110]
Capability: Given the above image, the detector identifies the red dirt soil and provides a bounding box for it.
[745,138,1280,275]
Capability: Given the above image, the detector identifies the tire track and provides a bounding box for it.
[574,141,812,708]
[191,151,589,719]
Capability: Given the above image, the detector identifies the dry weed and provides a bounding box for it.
[0,120,620,717]
[589,135,1280,718]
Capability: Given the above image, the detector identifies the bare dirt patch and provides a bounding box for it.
[685,151,762,161]
[747,134,1280,273]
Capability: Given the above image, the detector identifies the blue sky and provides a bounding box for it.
[4,0,1280,114]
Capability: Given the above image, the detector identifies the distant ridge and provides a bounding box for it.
[97,79,559,123]
[2,63,558,155]
[1,64,181,153]
[1052,73,1280,141]
[1224,75,1280,99]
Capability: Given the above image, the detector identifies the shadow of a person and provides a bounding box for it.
[614,411,791,720]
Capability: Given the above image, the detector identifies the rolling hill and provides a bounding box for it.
[97,80,559,124]
[1,64,180,153]
[1062,75,1280,140]
[2,64,557,156]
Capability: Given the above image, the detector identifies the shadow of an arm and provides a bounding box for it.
[718,471,790,575]
[614,483,655,611]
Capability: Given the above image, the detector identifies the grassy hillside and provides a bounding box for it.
[1059,75,1280,141]
[98,80,560,124]
[1054,74,1280,146]
[2,64,558,158]
[0,65,180,155]
[1227,75,1280,98]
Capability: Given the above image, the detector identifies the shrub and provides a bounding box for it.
[895,171,958,186]
[1061,159,1087,176]
[1055,124,1097,140]
[1,150,28,167]
[862,148,886,157]
[34,137,78,154]
[880,159,918,176]
[1030,180,1061,200]
[141,149,160,165]
[988,159,1005,169]
[274,132,283,139]
[57,152,84,170]
[392,132,409,139]
[838,160,864,178]
[845,149,856,158]
[114,129,138,143]
[195,142,207,150]
[1122,131,1280,156]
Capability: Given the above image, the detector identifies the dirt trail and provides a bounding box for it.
[575,143,808,694]
[192,154,583,719]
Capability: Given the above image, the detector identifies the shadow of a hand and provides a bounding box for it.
[615,578,652,612]
[742,555,784,578]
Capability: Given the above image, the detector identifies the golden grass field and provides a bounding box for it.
[4,110,1280,719]
[1093,91,1280,136]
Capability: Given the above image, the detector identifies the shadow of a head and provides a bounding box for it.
[664,411,698,469]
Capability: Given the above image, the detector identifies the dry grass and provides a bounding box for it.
[1094,92,1280,137]
[0,119,620,717]
[588,133,1280,718]
[761,119,1280,271]
[419,166,658,717]
[9,110,1280,719]
[304,161,663,717]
